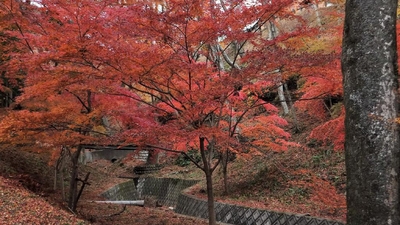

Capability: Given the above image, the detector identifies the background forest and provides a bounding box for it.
[0,0,394,224]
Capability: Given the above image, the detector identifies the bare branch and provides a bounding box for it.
[146,144,204,171]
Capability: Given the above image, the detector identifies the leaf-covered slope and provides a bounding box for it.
[0,176,87,225]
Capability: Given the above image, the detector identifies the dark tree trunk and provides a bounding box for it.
[222,149,228,195]
[76,172,90,204]
[147,149,159,164]
[204,166,216,225]
[68,146,83,212]
[199,137,217,225]
[342,1,400,224]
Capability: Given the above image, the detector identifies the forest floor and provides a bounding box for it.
[0,115,346,224]
[0,148,210,225]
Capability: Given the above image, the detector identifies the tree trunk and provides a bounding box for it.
[75,172,90,205]
[54,167,57,191]
[342,1,399,224]
[209,44,225,71]
[283,83,299,132]
[147,150,158,164]
[204,166,216,225]
[68,146,83,212]
[267,20,278,41]
[199,137,217,225]
[60,161,65,201]
[277,83,289,115]
[222,148,228,195]
[311,3,322,26]
[268,23,289,115]
[222,106,240,195]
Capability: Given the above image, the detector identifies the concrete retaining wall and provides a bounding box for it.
[81,149,148,164]
[101,180,139,201]
[136,177,199,206]
[175,193,345,225]
[102,178,345,225]
[101,177,198,207]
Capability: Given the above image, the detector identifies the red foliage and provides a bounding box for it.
[294,58,342,121]
[290,169,346,218]
[281,4,346,150]
[308,115,345,151]
[0,0,329,158]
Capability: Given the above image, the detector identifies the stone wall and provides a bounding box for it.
[102,177,346,225]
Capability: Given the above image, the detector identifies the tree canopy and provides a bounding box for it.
[0,0,351,224]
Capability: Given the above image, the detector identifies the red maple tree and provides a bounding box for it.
[0,0,336,224]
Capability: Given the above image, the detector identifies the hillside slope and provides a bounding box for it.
[0,176,87,225]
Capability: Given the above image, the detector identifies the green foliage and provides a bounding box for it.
[175,149,201,167]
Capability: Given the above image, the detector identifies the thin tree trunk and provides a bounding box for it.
[267,21,278,40]
[75,172,90,207]
[222,106,241,195]
[268,22,289,115]
[277,83,289,115]
[283,83,299,132]
[54,167,57,191]
[199,137,216,225]
[311,4,322,26]
[204,168,216,225]
[68,146,83,212]
[222,149,228,195]
[61,161,65,201]
[209,44,225,71]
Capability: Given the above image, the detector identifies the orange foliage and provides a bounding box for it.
[0,0,331,158]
